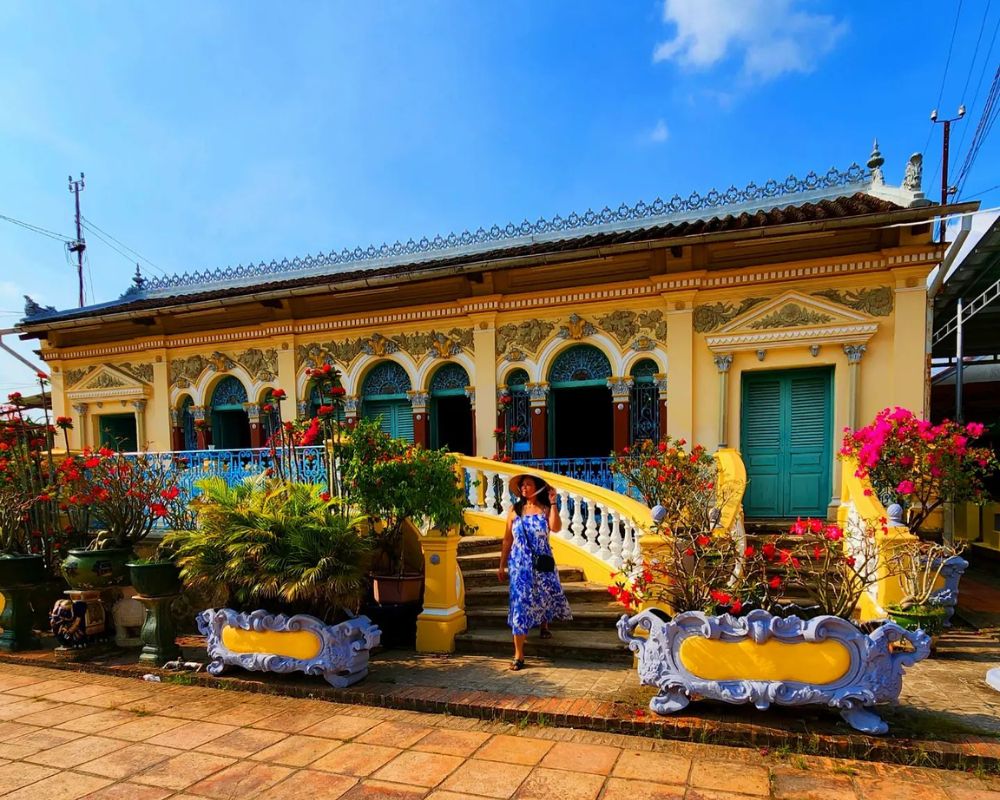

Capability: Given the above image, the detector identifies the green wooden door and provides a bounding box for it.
[741,368,832,518]
[364,400,414,443]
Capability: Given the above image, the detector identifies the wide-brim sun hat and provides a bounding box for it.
[508,473,550,499]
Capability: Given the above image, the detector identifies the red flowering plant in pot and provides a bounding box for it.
[607,437,764,616]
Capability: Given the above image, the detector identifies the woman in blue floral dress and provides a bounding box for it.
[498,474,572,670]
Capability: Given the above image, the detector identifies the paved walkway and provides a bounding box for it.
[0,663,996,800]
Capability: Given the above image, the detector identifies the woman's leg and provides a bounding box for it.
[513,633,526,662]
[539,622,551,638]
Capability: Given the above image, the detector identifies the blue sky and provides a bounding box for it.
[1,1,998,397]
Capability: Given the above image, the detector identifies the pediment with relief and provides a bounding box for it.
[706,291,878,352]
[67,365,149,399]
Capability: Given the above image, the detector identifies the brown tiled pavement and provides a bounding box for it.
[3,622,1000,772]
[0,662,997,799]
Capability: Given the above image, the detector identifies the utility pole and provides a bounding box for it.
[67,173,86,307]
[930,106,965,244]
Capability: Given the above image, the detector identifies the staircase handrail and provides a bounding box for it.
[713,448,747,538]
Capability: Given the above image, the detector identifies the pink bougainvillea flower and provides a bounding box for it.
[896,479,915,495]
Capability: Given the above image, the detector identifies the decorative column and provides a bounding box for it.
[72,403,89,450]
[296,400,309,420]
[169,408,185,451]
[665,292,696,444]
[149,352,172,451]
[844,344,866,430]
[607,376,632,452]
[470,315,498,457]
[465,387,477,456]
[244,402,264,447]
[713,354,734,449]
[192,406,211,449]
[408,391,430,447]
[131,399,148,449]
[655,373,669,439]
[344,396,359,430]
[526,382,549,459]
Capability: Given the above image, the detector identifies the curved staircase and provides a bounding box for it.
[453,535,631,663]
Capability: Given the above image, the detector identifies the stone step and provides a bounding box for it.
[464,581,612,607]
[454,626,632,664]
[462,566,585,588]
[457,551,503,570]
[458,536,503,555]
[466,602,623,630]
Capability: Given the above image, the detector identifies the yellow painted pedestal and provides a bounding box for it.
[416,532,467,653]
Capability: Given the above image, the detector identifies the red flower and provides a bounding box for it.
[762,543,776,560]
[684,547,695,557]
[84,457,100,469]
[55,416,73,429]
[36,371,48,380]
[695,534,711,548]
[160,486,180,501]
[320,491,331,502]
[768,576,782,590]
[150,502,168,518]
[824,525,843,542]
[271,389,287,400]
[729,599,743,614]
[744,545,755,558]
[330,386,346,396]
[317,405,335,416]
[710,589,731,605]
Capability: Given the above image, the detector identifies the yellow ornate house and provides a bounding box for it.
[17,144,975,520]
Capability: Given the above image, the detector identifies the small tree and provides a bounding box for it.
[841,408,997,533]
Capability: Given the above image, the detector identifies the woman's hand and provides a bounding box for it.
[547,486,557,504]
[498,565,507,583]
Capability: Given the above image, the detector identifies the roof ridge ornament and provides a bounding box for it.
[868,139,885,186]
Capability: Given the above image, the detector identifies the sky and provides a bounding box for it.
[1,0,998,399]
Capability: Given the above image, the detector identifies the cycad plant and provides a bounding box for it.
[164,476,372,621]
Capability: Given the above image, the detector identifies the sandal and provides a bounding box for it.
[539,628,553,640]
[510,659,525,671]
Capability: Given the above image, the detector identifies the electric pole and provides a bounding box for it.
[930,105,965,244]
[67,173,86,307]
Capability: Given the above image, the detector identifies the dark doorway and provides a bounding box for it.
[99,414,138,452]
[551,386,613,457]
[212,410,252,449]
[432,395,473,454]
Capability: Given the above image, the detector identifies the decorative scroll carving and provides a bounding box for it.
[748,304,835,330]
[64,368,93,387]
[596,309,667,346]
[296,339,367,370]
[86,372,127,389]
[235,348,278,381]
[118,362,153,384]
[169,353,238,388]
[297,328,473,371]
[392,328,473,359]
[811,286,893,317]
[496,320,556,360]
[693,298,768,333]
[558,313,597,341]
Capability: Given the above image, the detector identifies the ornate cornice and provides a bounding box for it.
[705,323,878,353]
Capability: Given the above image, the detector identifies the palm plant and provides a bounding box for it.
[164,476,372,621]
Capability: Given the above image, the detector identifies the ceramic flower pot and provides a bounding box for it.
[887,605,949,638]
[127,561,182,598]
[61,548,132,590]
[619,608,930,734]
[0,554,45,652]
[372,574,423,605]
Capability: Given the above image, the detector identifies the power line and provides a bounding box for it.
[925,0,966,156]
[962,181,1000,198]
[956,65,1000,196]
[955,9,1000,168]
[0,213,73,243]
[80,216,166,276]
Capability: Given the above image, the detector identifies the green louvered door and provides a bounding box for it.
[364,400,414,443]
[741,368,832,518]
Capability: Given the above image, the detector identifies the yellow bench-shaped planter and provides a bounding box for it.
[197,608,381,688]
[618,608,929,734]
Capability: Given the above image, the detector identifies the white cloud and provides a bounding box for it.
[649,119,670,143]
[653,0,847,82]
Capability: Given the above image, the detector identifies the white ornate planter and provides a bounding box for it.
[618,608,930,734]
[197,608,381,688]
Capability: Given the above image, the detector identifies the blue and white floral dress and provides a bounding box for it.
[507,513,573,635]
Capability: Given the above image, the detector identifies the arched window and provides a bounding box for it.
[180,396,196,450]
[210,376,251,449]
[549,345,612,386]
[430,363,470,394]
[362,361,413,442]
[504,368,530,458]
[629,359,660,443]
[211,376,248,409]
[429,363,473,453]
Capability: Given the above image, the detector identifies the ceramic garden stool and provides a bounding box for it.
[197,608,382,688]
[618,608,930,734]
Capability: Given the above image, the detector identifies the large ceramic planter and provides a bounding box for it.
[887,605,949,638]
[197,608,382,688]
[61,548,132,590]
[127,561,182,598]
[618,608,930,734]
[372,574,423,605]
[0,554,45,652]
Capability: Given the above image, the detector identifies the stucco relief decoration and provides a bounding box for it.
[235,348,278,381]
[693,298,768,333]
[169,353,235,389]
[85,372,128,389]
[558,313,597,341]
[362,334,399,358]
[295,339,367,370]
[118,362,154,384]
[496,319,556,362]
[748,303,835,330]
[64,368,93,387]
[596,309,668,346]
[391,328,473,360]
[811,286,894,317]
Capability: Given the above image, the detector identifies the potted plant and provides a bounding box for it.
[612,437,930,735]
[343,418,465,605]
[886,539,967,639]
[58,450,181,589]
